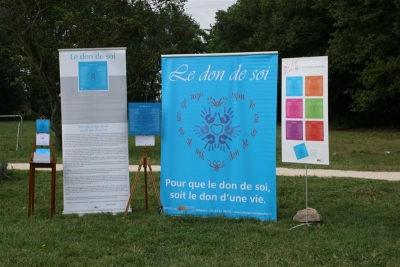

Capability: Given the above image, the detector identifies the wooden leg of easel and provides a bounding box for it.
[148,165,164,215]
[144,164,148,210]
[51,165,56,218]
[32,169,35,214]
[124,154,164,216]
[28,165,34,217]
[124,165,142,215]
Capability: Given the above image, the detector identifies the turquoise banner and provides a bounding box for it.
[161,53,278,220]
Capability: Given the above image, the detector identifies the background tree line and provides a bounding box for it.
[0,0,206,148]
[0,0,399,149]
[208,0,400,128]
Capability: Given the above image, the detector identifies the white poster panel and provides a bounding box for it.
[59,48,131,214]
[135,136,155,146]
[36,133,50,146]
[281,56,329,165]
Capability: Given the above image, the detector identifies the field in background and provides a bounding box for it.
[1,120,399,171]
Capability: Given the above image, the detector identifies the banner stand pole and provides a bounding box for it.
[291,164,312,229]
[124,147,164,215]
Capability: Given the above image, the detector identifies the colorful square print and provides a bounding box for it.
[286,76,303,96]
[286,120,303,140]
[286,99,303,118]
[305,99,323,119]
[305,76,323,96]
[306,121,324,141]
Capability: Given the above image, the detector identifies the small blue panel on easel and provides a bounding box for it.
[128,103,161,135]
[36,119,50,133]
[35,148,50,154]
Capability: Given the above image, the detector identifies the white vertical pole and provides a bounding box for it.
[305,164,308,224]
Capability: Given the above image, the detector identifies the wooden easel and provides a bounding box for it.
[28,116,57,218]
[124,147,164,215]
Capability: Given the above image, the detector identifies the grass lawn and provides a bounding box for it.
[1,119,399,266]
[1,171,400,266]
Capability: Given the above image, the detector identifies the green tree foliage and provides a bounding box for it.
[320,0,400,125]
[208,0,400,127]
[207,0,332,122]
[0,22,25,115]
[0,0,206,149]
[208,0,332,57]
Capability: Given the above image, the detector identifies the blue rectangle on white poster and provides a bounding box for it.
[78,61,109,91]
[161,52,278,221]
[128,103,161,135]
[293,143,309,160]
[286,76,303,96]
